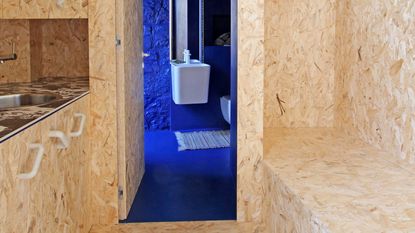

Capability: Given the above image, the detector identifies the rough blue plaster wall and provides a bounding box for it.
[144,0,171,130]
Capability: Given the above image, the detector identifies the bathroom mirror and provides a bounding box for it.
[170,0,231,62]
[170,0,202,61]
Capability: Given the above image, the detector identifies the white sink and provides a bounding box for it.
[171,59,211,105]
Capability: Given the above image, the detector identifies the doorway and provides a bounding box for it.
[122,0,238,223]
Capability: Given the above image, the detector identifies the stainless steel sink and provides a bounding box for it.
[0,94,60,110]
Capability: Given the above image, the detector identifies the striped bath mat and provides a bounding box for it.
[175,130,231,151]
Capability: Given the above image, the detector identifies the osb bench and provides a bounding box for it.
[263,128,415,233]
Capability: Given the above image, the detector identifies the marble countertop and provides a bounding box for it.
[0,77,89,143]
[264,128,415,233]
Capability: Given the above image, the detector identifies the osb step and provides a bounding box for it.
[90,221,254,233]
[263,128,415,233]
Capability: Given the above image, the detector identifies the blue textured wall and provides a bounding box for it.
[144,0,171,130]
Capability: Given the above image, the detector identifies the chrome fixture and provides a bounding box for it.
[0,42,18,64]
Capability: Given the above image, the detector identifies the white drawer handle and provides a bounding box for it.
[17,144,45,180]
[69,113,86,138]
[49,130,70,149]
[56,0,65,7]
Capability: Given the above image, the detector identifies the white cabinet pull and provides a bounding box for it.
[49,130,70,149]
[17,144,45,180]
[69,113,86,138]
[56,0,65,7]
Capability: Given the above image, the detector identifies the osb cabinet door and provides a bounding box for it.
[40,95,91,233]
[0,95,90,233]
[2,0,88,19]
[0,115,44,233]
[63,95,90,233]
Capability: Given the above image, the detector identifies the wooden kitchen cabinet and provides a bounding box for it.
[2,0,88,19]
[0,95,91,233]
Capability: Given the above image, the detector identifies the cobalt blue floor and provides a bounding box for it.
[124,130,236,223]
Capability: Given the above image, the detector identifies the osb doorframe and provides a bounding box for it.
[237,0,267,230]
[88,0,119,225]
[86,0,269,227]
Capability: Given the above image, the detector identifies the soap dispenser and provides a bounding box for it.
[183,49,191,64]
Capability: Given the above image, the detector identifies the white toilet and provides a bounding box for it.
[220,95,231,124]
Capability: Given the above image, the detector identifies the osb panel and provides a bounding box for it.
[2,0,88,19]
[335,0,415,165]
[90,221,254,233]
[30,19,89,80]
[39,95,91,233]
[264,128,415,232]
[264,0,336,128]
[237,0,266,229]
[88,0,119,225]
[0,116,40,233]
[29,19,43,80]
[0,96,91,233]
[116,0,145,219]
[0,19,88,83]
[0,19,31,83]
[263,163,328,233]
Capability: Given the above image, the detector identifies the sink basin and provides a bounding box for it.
[171,59,211,105]
[0,94,60,110]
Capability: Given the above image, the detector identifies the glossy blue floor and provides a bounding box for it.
[124,130,236,223]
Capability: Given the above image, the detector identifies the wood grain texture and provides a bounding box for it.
[0,115,40,233]
[264,0,336,128]
[0,19,88,83]
[0,19,31,83]
[0,95,91,233]
[88,0,119,225]
[263,128,415,232]
[237,0,266,228]
[30,19,89,80]
[335,0,415,165]
[2,0,88,19]
[90,221,254,233]
[116,0,145,220]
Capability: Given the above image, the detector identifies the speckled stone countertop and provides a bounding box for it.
[264,128,415,233]
[0,77,89,143]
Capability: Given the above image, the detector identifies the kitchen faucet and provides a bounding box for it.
[0,42,17,64]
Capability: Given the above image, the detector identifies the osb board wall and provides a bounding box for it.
[264,0,337,128]
[30,19,89,80]
[237,0,267,230]
[88,0,119,225]
[2,0,88,19]
[115,0,145,219]
[0,19,31,83]
[0,19,88,83]
[335,0,415,164]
